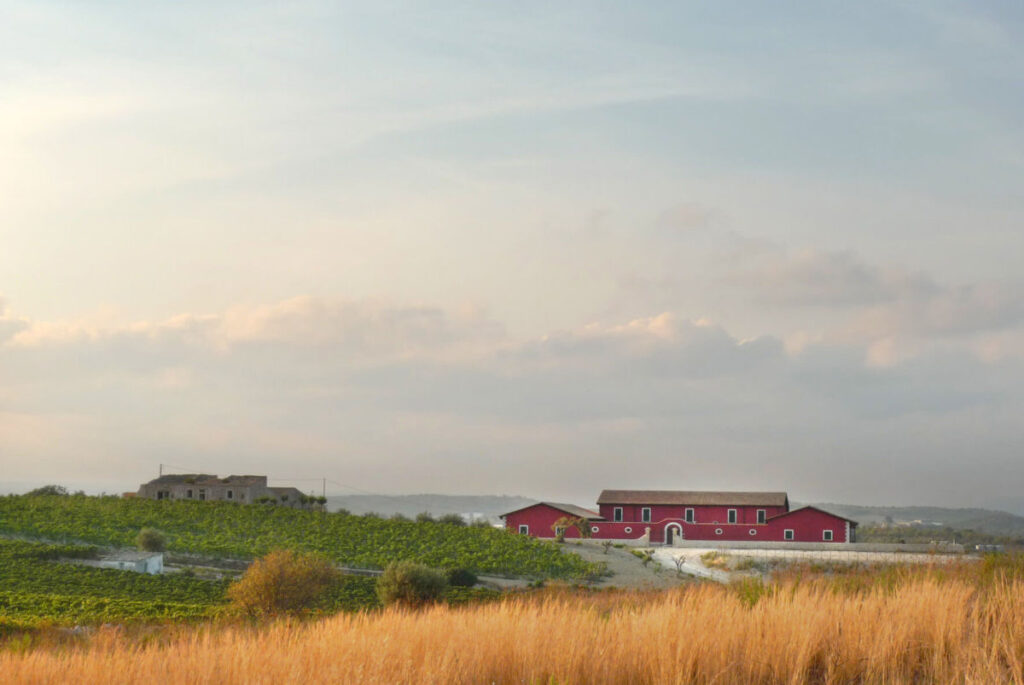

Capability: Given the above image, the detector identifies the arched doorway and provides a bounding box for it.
[664,523,683,545]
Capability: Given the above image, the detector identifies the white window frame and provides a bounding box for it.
[749,529,757,536]
[757,509,766,524]
[714,528,723,535]
[518,524,529,535]
[823,530,833,541]
[684,508,695,523]
[641,507,652,523]
[784,529,794,541]
[727,509,737,524]
[613,507,623,522]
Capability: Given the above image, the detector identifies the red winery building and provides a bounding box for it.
[502,490,856,544]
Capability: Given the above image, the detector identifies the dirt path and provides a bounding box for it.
[560,541,694,589]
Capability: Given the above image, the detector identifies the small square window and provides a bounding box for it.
[823,530,833,541]
[518,524,529,535]
[784,529,794,540]
[727,509,737,524]
[641,507,651,523]
[613,507,623,522]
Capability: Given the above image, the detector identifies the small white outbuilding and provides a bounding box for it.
[97,551,164,574]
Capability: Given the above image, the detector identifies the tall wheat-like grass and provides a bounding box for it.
[4,575,1024,684]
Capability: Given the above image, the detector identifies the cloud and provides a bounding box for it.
[2,294,1023,505]
[0,296,29,344]
[729,248,934,307]
[722,246,1024,348]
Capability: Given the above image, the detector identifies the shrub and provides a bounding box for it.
[415,512,435,523]
[390,513,411,522]
[136,527,167,552]
[25,485,68,497]
[438,513,466,526]
[445,567,478,587]
[227,550,341,617]
[470,518,492,529]
[376,561,448,608]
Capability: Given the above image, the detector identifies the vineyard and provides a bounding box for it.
[0,539,226,628]
[0,495,602,578]
[0,539,499,629]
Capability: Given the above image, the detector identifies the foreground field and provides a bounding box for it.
[5,561,1024,684]
[0,495,600,578]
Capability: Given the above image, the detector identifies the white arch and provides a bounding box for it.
[664,522,683,545]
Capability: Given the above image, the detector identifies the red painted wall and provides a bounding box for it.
[598,504,787,525]
[503,504,592,539]
[508,504,852,544]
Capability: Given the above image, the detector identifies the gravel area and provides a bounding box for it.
[559,541,694,589]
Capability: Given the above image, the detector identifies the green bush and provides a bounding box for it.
[25,485,68,497]
[136,527,167,552]
[445,567,478,587]
[438,513,466,526]
[377,561,448,607]
[415,512,435,523]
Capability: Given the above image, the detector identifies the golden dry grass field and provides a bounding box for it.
[4,560,1024,684]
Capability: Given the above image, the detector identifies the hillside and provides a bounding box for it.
[811,503,1024,540]
[0,495,601,579]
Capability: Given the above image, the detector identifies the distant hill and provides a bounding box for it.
[810,503,1024,540]
[325,494,537,522]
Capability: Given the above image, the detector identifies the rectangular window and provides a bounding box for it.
[823,530,833,541]
[727,509,737,524]
[784,529,794,541]
[757,509,766,524]
[186,489,193,499]
[199,489,206,501]
[227,490,233,500]
[518,524,529,535]
[613,507,623,522]
[684,508,694,523]
[641,507,651,523]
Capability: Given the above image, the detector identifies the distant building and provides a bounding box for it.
[137,474,308,507]
[97,551,164,574]
[502,489,857,544]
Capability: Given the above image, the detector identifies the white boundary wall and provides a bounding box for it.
[669,539,965,554]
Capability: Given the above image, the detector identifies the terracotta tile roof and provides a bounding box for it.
[597,489,789,507]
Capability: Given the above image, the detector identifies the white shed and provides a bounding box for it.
[97,551,164,574]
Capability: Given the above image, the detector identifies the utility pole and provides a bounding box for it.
[159,463,163,477]
[322,477,326,500]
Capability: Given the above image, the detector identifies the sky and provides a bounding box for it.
[2,1,1023,510]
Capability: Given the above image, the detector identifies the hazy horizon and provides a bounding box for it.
[3,2,1023,509]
